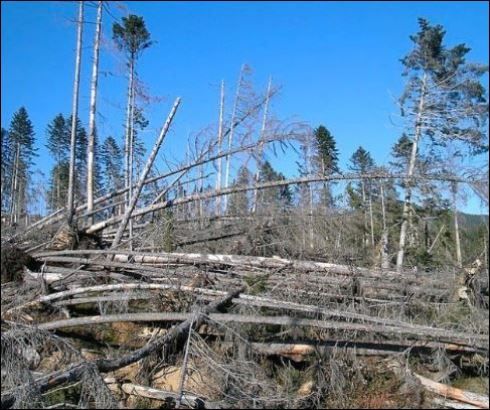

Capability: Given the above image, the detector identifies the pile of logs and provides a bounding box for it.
[1,98,488,408]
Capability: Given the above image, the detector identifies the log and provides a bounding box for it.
[218,341,481,360]
[414,373,489,409]
[10,280,458,335]
[121,383,221,408]
[34,249,403,277]
[432,397,481,409]
[34,312,488,348]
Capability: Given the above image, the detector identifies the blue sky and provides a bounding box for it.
[1,1,488,214]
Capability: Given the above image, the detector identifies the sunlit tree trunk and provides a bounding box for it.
[67,1,84,226]
[215,80,225,216]
[9,142,20,225]
[396,73,427,272]
[452,182,462,268]
[252,77,272,214]
[380,184,390,269]
[87,0,103,225]
[224,65,244,213]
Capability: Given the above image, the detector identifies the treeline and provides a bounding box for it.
[1,3,153,227]
[1,7,488,272]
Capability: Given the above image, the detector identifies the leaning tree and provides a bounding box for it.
[395,18,489,272]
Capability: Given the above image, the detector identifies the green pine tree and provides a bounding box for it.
[8,107,37,224]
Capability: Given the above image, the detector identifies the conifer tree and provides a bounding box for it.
[347,146,375,247]
[395,18,488,271]
[112,14,152,209]
[1,128,13,213]
[228,165,252,216]
[101,136,124,193]
[8,107,37,224]
[313,125,339,208]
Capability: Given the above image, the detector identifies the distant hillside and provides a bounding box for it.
[459,212,489,231]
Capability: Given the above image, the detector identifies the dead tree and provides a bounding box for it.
[452,181,463,268]
[224,65,246,213]
[86,0,103,225]
[252,77,272,214]
[67,1,84,226]
[215,80,225,216]
[110,98,181,249]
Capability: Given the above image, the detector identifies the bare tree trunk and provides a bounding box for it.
[128,78,136,250]
[110,98,181,249]
[215,80,225,216]
[361,179,368,247]
[56,170,61,210]
[252,77,272,214]
[67,1,84,226]
[369,195,375,249]
[223,65,244,213]
[124,59,135,212]
[198,164,204,227]
[380,184,390,269]
[9,142,20,225]
[452,182,462,268]
[428,224,445,254]
[396,73,427,272]
[86,0,103,225]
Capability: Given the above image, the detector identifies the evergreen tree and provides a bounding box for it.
[313,125,339,175]
[1,128,13,213]
[68,115,88,201]
[258,161,292,209]
[8,107,37,224]
[396,18,488,271]
[47,161,70,211]
[46,114,89,206]
[101,136,124,193]
[132,106,149,177]
[313,125,339,208]
[46,114,70,162]
[347,146,376,209]
[228,165,252,216]
[46,114,70,210]
[112,14,152,202]
[346,147,376,248]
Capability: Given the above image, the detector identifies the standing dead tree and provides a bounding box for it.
[86,0,103,225]
[66,1,84,226]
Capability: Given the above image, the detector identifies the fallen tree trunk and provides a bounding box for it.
[34,249,404,277]
[432,397,482,409]
[219,341,484,360]
[7,279,457,334]
[120,383,221,409]
[34,312,488,348]
[414,373,489,409]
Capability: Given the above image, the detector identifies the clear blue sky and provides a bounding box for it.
[1,1,488,214]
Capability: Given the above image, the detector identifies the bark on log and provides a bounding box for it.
[414,373,489,409]
[121,383,221,408]
[34,312,488,348]
[432,397,482,409]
